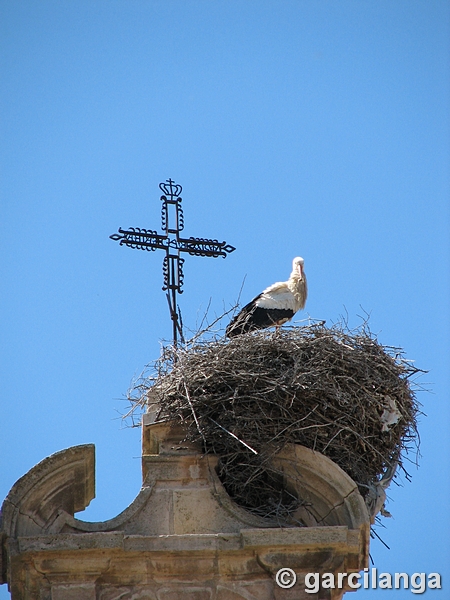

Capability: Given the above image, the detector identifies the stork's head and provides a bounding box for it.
[292,256,305,279]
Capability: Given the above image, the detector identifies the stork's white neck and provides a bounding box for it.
[288,272,307,310]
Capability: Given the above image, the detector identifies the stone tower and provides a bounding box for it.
[1,411,370,599]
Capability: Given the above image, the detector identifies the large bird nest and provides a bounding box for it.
[127,322,422,523]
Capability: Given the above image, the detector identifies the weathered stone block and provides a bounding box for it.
[51,583,96,600]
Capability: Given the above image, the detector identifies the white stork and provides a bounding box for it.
[226,257,307,337]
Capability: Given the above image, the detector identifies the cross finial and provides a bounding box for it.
[110,179,235,346]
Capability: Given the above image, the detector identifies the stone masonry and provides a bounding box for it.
[0,415,370,599]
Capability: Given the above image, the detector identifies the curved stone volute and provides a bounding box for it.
[270,444,369,529]
[1,444,95,539]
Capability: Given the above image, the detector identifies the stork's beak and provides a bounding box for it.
[296,264,303,279]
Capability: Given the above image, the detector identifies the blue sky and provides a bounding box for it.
[1,1,449,597]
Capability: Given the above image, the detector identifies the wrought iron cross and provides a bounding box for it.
[110,179,235,346]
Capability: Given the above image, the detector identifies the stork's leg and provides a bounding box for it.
[274,317,290,336]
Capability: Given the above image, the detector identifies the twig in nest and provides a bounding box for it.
[209,417,258,455]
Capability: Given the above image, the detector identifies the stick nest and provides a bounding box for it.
[130,323,421,522]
